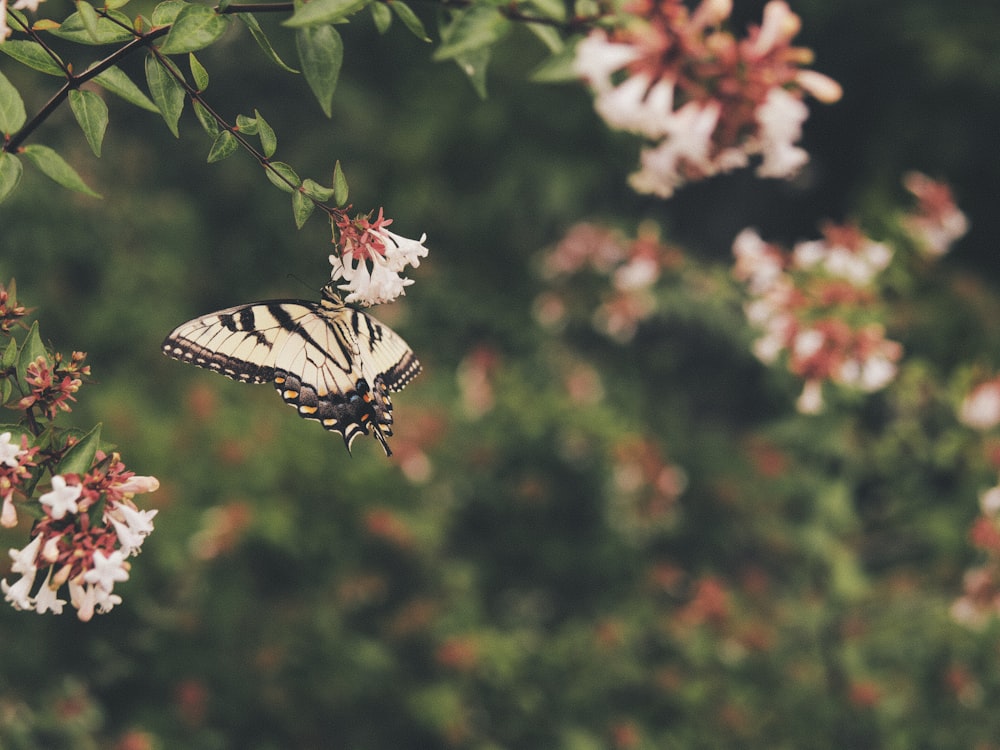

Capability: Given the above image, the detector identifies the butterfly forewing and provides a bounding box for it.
[162,289,421,456]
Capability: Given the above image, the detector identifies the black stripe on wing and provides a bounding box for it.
[350,309,422,393]
[162,301,318,384]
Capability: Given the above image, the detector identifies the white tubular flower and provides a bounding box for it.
[33,569,65,615]
[745,0,800,60]
[69,582,97,622]
[613,255,660,291]
[795,70,843,104]
[595,76,677,140]
[39,475,82,520]
[0,431,23,467]
[109,504,159,557]
[980,486,1000,517]
[117,475,160,494]
[2,570,36,610]
[630,102,722,198]
[960,380,1000,431]
[754,87,809,178]
[573,31,643,92]
[1,493,15,528]
[331,209,429,306]
[8,534,41,574]
[95,587,122,615]
[792,328,825,361]
[796,379,824,414]
[83,549,130,592]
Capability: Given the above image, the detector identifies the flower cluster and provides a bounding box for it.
[0,281,158,620]
[958,377,1000,432]
[329,207,429,306]
[607,435,687,544]
[535,222,683,342]
[574,0,841,198]
[0,282,28,333]
[15,351,90,419]
[953,378,1000,627]
[951,484,1000,629]
[2,451,158,621]
[901,171,969,257]
[733,223,901,413]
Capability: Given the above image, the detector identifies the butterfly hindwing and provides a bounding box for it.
[162,286,421,455]
[349,308,422,392]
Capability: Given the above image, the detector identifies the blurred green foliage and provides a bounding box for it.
[3,0,1000,748]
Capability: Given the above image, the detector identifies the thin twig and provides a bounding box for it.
[3,28,169,153]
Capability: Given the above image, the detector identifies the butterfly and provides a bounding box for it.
[162,283,421,456]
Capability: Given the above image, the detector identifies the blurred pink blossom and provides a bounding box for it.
[574,0,841,197]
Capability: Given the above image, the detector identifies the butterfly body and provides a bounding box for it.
[162,284,420,456]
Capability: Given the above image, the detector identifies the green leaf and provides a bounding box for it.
[0,71,27,134]
[284,0,370,28]
[145,54,186,137]
[332,160,348,206]
[16,321,46,394]
[292,189,315,228]
[301,177,334,202]
[0,40,65,76]
[452,46,491,99]
[525,20,562,54]
[192,99,220,136]
[370,2,391,34]
[0,152,23,204]
[207,130,237,162]
[68,89,109,158]
[529,44,577,83]
[235,112,258,135]
[5,8,27,31]
[189,52,209,90]
[238,13,299,73]
[255,109,276,158]
[55,423,102,477]
[2,340,19,375]
[264,161,300,193]
[150,0,186,26]
[49,9,134,44]
[389,0,430,42]
[105,0,132,9]
[22,145,102,198]
[159,4,228,54]
[434,6,510,61]
[75,0,102,43]
[2,336,18,369]
[92,66,159,113]
[523,0,565,22]
[295,24,343,118]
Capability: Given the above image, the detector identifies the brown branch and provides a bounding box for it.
[3,22,170,154]
[436,0,608,32]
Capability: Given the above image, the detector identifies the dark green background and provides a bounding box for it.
[2,0,1000,747]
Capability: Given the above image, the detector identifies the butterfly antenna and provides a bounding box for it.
[286,273,322,296]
